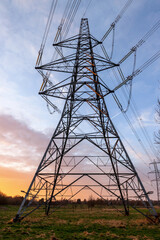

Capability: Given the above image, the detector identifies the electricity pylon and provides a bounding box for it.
[14,18,158,222]
[149,160,160,204]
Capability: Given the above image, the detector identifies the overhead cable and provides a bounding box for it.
[101,0,133,42]
[122,50,136,113]
[119,19,160,64]
[36,0,58,66]
[83,0,93,17]
[39,0,82,114]
[114,49,160,92]
[113,93,155,162]
[111,66,158,161]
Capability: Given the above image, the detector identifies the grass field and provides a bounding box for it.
[0,205,160,240]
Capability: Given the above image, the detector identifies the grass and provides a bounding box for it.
[0,205,160,239]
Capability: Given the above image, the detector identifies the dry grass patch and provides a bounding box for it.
[55,219,67,224]
[1,226,12,233]
[103,208,118,212]
[74,218,86,225]
[92,219,126,228]
[82,231,95,236]
[25,217,44,223]
[106,231,119,238]
[127,236,140,240]
[129,218,149,226]
[50,233,59,240]
[35,233,46,238]
[128,235,153,240]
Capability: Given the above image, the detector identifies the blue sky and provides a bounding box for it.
[0,0,160,198]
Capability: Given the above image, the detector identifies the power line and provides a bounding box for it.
[118,129,156,191]
[104,65,157,163]
[111,70,158,161]
[37,0,82,114]
[83,0,93,17]
[113,49,160,92]
[36,0,58,66]
[101,0,133,42]
[119,18,160,64]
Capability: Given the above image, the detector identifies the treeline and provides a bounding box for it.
[52,198,159,208]
[0,191,159,206]
[0,192,23,205]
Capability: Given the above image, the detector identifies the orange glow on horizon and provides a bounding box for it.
[0,167,90,200]
[0,166,33,197]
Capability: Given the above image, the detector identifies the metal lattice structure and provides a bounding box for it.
[149,160,160,204]
[14,18,158,222]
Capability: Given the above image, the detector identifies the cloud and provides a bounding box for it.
[0,113,50,172]
[0,113,155,198]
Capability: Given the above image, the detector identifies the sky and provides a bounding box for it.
[0,0,160,199]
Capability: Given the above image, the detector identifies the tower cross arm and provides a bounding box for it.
[113,75,133,92]
[53,34,101,49]
[113,49,160,92]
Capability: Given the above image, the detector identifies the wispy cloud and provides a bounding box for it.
[0,113,50,172]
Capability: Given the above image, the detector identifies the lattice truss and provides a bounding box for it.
[14,18,158,222]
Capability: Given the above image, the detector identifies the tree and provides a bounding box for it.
[77,198,81,204]
[0,191,7,205]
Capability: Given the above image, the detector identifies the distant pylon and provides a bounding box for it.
[149,160,160,204]
[14,18,158,222]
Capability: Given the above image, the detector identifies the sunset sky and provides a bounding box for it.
[0,0,160,199]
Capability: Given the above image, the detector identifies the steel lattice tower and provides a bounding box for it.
[14,18,158,222]
[149,160,160,204]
